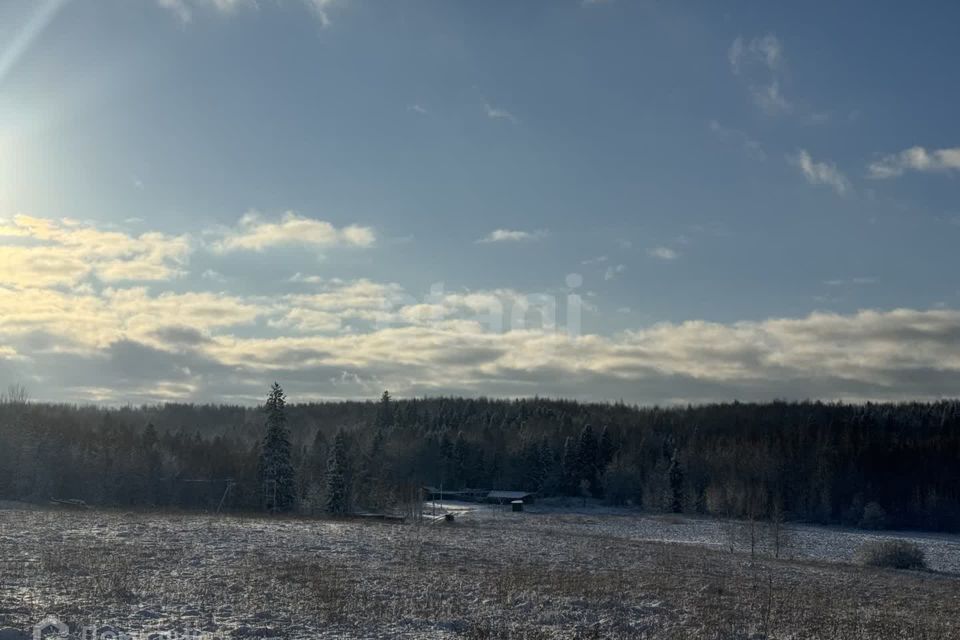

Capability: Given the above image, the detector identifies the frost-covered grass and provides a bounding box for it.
[1,503,958,639]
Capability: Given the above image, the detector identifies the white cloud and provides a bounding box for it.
[6,247,960,403]
[302,0,337,27]
[211,211,375,253]
[868,146,960,179]
[751,79,792,115]
[708,120,765,160]
[201,269,226,282]
[477,229,546,244]
[0,214,191,287]
[409,104,428,115]
[157,0,192,23]
[484,103,519,124]
[790,150,851,195]
[728,34,782,75]
[825,277,876,287]
[604,264,626,281]
[289,272,326,284]
[729,34,793,115]
[647,247,678,261]
[156,0,339,26]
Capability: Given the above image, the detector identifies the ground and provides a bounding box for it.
[1,500,958,639]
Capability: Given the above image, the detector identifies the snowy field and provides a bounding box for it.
[1,501,958,639]
[490,500,960,573]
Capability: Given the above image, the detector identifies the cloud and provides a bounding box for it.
[7,217,960,405]
[484,103,519,124]
[477,229,546,244]
[751,80,791,115]
[729,34,792,115]
[0,285,266,356]
[409,104,428,115]
[5,236,960,404]
[708,120,765,160]
[302,0,337,27]
[0,214,191,287]
[15,301,960,404]
[201,269,226,282]
[790,150,851,195]
[157,0,193,22]
[647,247,678,261]
[728,34,782,75]
[825,277,876,287]
[604,264,626,281]
[211,211,375,253]
[868,146,960,179]
[156,0,339,26]
[289,272,326,284]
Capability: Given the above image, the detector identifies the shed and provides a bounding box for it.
[485,490,535,505]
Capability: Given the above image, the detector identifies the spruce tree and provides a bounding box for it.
[561,436,578,496]
[257,382,296,513]
[668,450,684,513]
[376,390,393,429]
[325,429,350,514]
[576,424,599,495]
[598,426,616,469]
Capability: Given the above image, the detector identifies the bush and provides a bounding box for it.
[859,501,887,530]
[856,539,927,570]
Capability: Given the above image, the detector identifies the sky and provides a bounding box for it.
[2,0,960,404]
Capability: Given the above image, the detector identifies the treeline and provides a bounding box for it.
[1,386,959,532]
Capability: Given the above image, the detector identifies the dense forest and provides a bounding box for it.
[1,385,958,532]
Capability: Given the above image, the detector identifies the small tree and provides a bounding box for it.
[860,501,888,530]
[579,478,592,507]
[257,383,296,513]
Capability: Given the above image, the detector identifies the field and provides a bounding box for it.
[1,501,958,639]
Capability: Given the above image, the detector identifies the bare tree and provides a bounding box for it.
[1,383,30,405]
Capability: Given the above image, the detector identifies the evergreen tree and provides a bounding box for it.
[325,429,351,514]
[668,449,684,513]
[450,431,469,487]
[376,390,393,429]
[576,424,600,495]
[598,426,616,469]
[561,436,578,496]
[257,383,296,513]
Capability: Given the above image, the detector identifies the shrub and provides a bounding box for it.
[859,501,888,530]
[856,539,927,570]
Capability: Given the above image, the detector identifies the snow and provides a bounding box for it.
[0,502,957,638]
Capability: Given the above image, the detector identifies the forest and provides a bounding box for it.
[1,385,958,532]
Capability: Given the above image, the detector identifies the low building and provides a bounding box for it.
[484,490,535,505]
[422,487,536,504]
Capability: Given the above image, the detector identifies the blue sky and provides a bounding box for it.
[2,0,960,404]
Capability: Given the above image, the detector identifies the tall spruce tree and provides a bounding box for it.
[561,436,578,496]
[257,383,296,513]
[376,390,393,429]
[325,429,350,514]
[576,424,599,496]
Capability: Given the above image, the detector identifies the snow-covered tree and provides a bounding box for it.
[325,429,351,514]
[257,382,296,513]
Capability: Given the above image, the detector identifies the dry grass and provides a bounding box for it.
[0,507,958,638]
